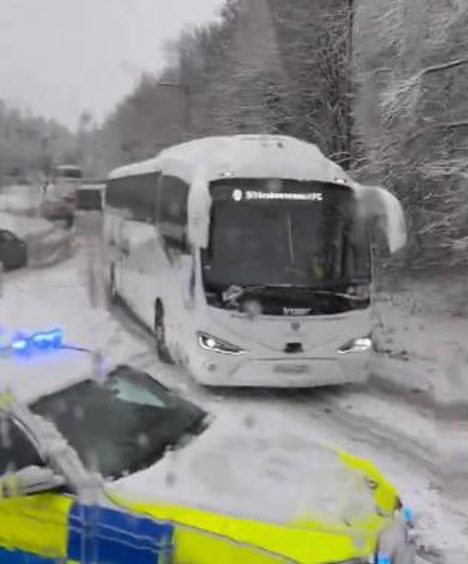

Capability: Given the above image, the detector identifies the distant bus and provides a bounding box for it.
[53,164,83,180]
[75,183,105,211]
[104,135,406,387]
[49,164,83,202]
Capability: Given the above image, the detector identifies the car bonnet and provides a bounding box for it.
[107,409,378,530]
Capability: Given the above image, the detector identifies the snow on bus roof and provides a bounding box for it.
[108,157,160,180]
[107,135,353,185]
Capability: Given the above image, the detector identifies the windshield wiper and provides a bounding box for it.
[221,284,291,305]
[292,287,370,302]
[222,284,369,302]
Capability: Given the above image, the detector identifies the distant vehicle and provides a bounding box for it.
[51,164,83,194]
[53,164,83,180]
[42,164,84,207]
[105,135,406,387]
[0,338,415,564]
[75,183,105,211]
[39,165,84,227]
[0,228,28,270]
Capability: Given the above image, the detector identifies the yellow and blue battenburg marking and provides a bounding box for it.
[0,549,55,563]
[67,503,174,563]
[0,494,72,563]
[0,492,406,563]
[0,499,174,564]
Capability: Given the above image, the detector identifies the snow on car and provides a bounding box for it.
[0,331,415,563]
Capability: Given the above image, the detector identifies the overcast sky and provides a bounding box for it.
[0,0,224,129]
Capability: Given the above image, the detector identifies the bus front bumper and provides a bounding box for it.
[189,350,371,388]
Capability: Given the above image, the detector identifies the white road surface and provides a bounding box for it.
[1,241,467,563]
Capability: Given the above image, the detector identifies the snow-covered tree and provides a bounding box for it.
[353,0,468,268]
[0,101,76,187]
[88,0,354,172]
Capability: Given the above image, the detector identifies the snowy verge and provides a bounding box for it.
[372,279,468,412]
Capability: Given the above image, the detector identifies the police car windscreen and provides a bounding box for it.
[203,179,370,289]
[31,372,206,479]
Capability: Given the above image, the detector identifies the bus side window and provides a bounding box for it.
[158,175,189,254]
[138,172,159,223]
[107,173,159,224]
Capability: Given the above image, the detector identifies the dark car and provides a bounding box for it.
[0,229,28,271]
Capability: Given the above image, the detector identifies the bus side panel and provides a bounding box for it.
[132,225,172,330]
[105,172,162,321]
[154,175,192,361]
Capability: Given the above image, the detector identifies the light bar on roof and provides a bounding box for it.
[0,329,64,356]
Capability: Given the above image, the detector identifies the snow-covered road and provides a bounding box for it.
[1,245,467,563]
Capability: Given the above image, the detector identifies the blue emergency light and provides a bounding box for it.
[1,329,64,356]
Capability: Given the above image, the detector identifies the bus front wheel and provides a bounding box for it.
[154,303,174,365]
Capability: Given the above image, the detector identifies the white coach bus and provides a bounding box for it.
[105,135,406,387]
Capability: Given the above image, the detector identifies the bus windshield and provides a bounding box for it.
[202,179,370,291]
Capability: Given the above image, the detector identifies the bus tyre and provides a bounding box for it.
[155,303,174,365]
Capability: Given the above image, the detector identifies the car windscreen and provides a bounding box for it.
[30,368,207,479]
[203,178,370,289]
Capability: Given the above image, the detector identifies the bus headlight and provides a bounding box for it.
[338,336,372,354]
[197,332,245,355]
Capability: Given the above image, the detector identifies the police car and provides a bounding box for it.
[0,330,416,563]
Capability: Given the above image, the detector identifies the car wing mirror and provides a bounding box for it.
[356,184,407,254]
[0,466,66,498]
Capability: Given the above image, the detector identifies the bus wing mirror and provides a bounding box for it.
[357,185,407,254]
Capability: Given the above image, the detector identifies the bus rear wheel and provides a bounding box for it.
[154,303,174,364]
